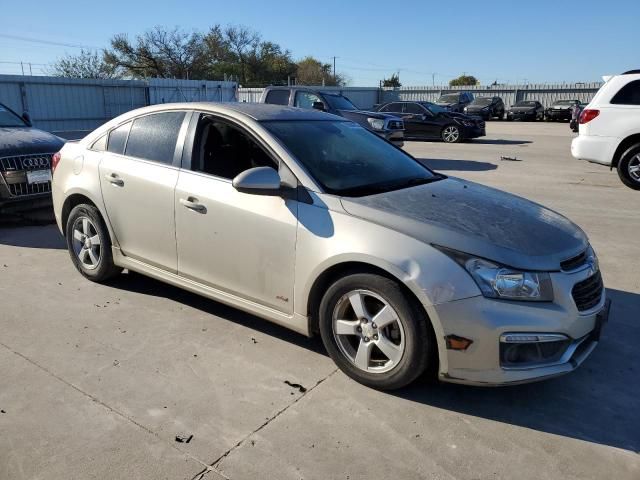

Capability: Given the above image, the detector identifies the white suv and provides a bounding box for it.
[571,70,640,190]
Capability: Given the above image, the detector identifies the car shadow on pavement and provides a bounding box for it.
[392,287,640,454]
[417,158,498,172]
[106,271,327,355]
[0,224,66,249]
[471,139,532,145]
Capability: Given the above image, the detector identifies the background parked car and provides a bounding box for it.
[571,70,640,189]
[570,102,587,132]
[375,101,485,143]
[463,96,505,120]
[0,102,65,214]
[261,86,404,146]
[545,99,581,122]
[507,100,545,121]
[434,92,474,112]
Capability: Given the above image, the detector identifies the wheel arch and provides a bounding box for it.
[611,134,640,168]
[60,191,115,246]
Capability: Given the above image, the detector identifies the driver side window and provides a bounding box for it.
[190,114,277,180]
[295,92,323,109]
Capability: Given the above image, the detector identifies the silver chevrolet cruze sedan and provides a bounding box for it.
[51,103,609,389]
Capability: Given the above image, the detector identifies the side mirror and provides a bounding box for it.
[22,111,32,127]
[312,101,326,111]
[232,167,282,195]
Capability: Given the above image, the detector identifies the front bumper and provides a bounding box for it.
[378,129,404,147]
[507,111,536,120]
[430,268,608,386]
[545,110,572,120]
[461,124,486,139]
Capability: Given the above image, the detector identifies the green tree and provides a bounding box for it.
[382,73,401,87]
[449,74,479,86]
[295,56,345,86]
[51,49,121,79]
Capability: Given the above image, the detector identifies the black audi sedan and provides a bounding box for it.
[463,96,505,120]
[375,101,485,143]
[506,100,545,121]
[0,102,65,214]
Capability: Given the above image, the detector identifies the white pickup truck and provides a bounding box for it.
[571,70,640,190]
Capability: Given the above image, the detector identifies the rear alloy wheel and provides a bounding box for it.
[65,204,122,282]
[617,145,640,190]
[441,125,461,143]
[319,273,434,390]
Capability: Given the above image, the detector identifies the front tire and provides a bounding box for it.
[617,144,640,190]
[318,273,434,390]
[65,204,122,282]
[441,125,462,143]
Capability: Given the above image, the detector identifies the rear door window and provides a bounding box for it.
[611,80,640,105]
[124,112,186,165]
[107,122,132,155]
[404,103,425,114]
[264,90,290,105]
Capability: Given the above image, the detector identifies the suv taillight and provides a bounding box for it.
[51,152,61,174]
[579,109,600,124]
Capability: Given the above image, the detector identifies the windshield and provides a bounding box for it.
[471,98,493,106]
[263,120,439,196]
[421,102,447,114]
[553,100,576,106]
[323,94,358,111]
[437,94,459,103]
[0,104,27,127]
[515,101,537,107]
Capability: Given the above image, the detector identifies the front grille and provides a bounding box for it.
[388,120,404,130]
[572,271,603,312]
[561,250,588,271]
[0,153,53,198]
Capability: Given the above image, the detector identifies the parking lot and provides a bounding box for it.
[1,121,638,479]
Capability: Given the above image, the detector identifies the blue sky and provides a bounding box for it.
[0,0,637,86]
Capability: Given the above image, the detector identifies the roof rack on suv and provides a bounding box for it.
[621,69,640,75]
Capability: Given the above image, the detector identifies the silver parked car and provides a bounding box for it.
[52,103,609,389]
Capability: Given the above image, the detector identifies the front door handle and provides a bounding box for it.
[105,173,124,187]
[180,197,207,213]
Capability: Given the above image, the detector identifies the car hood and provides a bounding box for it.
[466,105,489,111]
[0,127,65,157]
[549,105,572,110]
[438,112,480,122]
[340,177,588,271]
[510,107,536,113]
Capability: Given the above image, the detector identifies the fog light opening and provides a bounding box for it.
[499,333,571,369]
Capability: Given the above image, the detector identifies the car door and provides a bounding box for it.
[98,110,190,272]
[174,112,298,313]
[403,103,435,138]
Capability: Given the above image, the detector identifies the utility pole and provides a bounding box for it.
[332,56,337,80]
[432,73,436,87]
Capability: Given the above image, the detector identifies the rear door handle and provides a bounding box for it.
[180,197,206,213]
[105,173,124,187]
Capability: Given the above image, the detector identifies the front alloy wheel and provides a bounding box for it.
[318,273,435,390]
[442,125,461,143]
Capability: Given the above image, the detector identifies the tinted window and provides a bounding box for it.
[124,112,185,164]
[191,114,277,180]
[611,80,640,105]
[437,94,460,103]
[265,90,290,105]
[107,122,131,155]
[471,98,493,106]
[295,91,323,109]
[263,120,437,196]
[323,95,357,111]
[405,103,425,114]
[91,134,107,152]
[382,103,403,113]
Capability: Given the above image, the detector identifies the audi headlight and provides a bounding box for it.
[435,247,554,301]
[367,118,385,130]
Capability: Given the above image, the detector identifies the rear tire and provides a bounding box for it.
[65,204,122,282]
[318,273,435,390]
[617,144,640,190]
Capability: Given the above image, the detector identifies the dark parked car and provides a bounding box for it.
[261,87,404,146]
[570,102,587,132]
[375,101,486,143]
[545,99,581,122]
[506,100,545,121]
[434,92,474,113]
[0,102,65,214]
[464,96,505,120]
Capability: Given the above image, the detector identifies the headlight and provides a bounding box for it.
[463,107,468,112]
[367,118,385,130]
[435,247,554,301]
[481,106,489,111]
